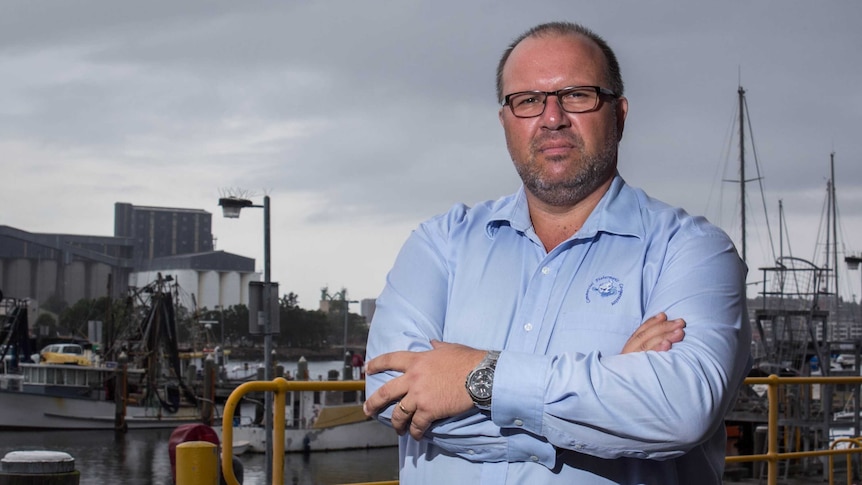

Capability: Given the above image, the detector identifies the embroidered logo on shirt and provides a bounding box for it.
[585,276,624,305]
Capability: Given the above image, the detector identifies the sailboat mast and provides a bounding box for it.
[831,152,839,314]
[778,199,784,260]
[738,86,747,264]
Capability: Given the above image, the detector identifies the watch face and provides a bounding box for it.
[469,368,494,400]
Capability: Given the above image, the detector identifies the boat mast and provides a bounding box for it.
[778,199,784,261]
[830,152,839,315]
[738,86,747,264]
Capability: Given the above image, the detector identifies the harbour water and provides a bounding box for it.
[0,428,399,484]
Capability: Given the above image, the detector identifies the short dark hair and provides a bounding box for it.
[495,22,624,103]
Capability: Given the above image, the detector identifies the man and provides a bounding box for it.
[364,21,751,484]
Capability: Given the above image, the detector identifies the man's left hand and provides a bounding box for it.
[363,340,485,440]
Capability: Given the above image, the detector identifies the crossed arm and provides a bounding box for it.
[363,312,686,440]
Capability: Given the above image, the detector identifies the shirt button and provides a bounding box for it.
[514,419,524,426]
[541,266,550,275]
[523,323,533,332]
[467,449,475,455]
[530,455,539,462]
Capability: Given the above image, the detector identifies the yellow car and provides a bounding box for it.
[39,343,91,366]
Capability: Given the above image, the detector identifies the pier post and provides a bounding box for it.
[175,442,218,485]
[0,451,80,485]
[297,356,308,380]
[114,352,128,432]
[203,355,216,425]
[342,351,352,381]
[253,367,265,424]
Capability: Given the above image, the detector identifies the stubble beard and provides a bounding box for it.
[514,128,619,207]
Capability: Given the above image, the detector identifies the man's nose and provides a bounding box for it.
[541,95,571,129]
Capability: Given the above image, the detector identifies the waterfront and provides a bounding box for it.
[0,359,399,484]
[0,428,399,484]
[4,357,837,484]
[0,425,846,484]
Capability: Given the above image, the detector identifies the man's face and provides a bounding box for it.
[499,34,628,207]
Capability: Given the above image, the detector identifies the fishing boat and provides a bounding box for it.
[221,383,398,453]
[0,274,212,430]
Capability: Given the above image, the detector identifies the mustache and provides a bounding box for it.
[529,131,584,151]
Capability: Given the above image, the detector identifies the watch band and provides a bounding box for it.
[466,350,500,410]
[480,350,500,370]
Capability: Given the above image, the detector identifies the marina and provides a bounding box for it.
[0,354,402,483]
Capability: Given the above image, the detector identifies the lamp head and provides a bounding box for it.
[219,197,254,218]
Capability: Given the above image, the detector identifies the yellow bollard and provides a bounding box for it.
[176,441,218,485]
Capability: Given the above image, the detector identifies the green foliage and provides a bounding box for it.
[279,301,331,350]
[198,304,249,347]
[33,313,58,336]
[41,293,68,314]
[53,296,135,343]
[57,297,109,338]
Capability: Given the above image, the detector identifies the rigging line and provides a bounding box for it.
[835,200,855,301]
[705,100,739,223]
[742,95,778,264]
[811,182,830,270]
[780,203,795,262]
[780,211,805,299]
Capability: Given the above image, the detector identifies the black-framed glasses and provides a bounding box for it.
[502,86,618,118]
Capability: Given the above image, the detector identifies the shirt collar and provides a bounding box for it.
[485,174,645,241]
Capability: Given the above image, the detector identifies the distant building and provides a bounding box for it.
[360,298,377,322]
[0,225,133,305]
[0,203,259,311]
[317,290,376,323]
[114,203,213,264]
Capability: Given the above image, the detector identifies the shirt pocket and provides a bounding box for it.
[548,312,641,356]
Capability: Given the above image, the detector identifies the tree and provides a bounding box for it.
[58,297,111,338]
[277,294,330,350]
[34,313,58,337]
[41,293,68,314]
[199,304,249,347]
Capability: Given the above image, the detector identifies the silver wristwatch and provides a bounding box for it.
[465,350,500,410]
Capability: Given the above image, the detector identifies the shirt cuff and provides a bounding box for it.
[492,351,556,467]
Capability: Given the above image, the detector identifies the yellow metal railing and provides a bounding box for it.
[215,375,862,485]
[829,437,862,485]
[726,375,862,485]
[220,377,397,485]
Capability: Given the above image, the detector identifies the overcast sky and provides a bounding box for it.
[2,1,861,310]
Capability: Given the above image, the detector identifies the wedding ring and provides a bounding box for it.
[398,401,414,415]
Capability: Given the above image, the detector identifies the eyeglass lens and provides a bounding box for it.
[508,87,600,117]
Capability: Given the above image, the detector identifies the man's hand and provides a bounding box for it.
[622,312,685,354]
[363,340,485,440]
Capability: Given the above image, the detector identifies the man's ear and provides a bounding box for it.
[616,96,628,141]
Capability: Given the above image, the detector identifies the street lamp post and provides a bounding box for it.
[847,255,862,324]
[219,194,274,484]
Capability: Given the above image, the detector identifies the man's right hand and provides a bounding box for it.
[621,312,685,354]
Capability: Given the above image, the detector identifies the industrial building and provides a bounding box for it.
[0,203,259,312]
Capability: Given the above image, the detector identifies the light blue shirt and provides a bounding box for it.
[366,175,752,485]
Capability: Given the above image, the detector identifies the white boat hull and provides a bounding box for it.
[0,389,205,430]
[226,419,398,453]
